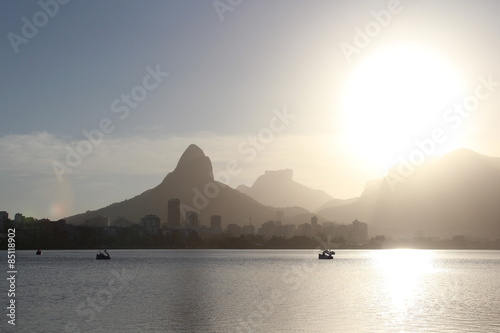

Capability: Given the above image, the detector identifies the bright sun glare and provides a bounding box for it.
[341,42,466,172]
[375,250,435,312]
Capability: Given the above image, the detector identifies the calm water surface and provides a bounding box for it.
[2,249,500,332]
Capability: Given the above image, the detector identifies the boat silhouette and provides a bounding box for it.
[318,249,334,259]
[96,250,111,260]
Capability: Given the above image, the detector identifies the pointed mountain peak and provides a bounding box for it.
[175,144,206,168]
[167,144,213,182]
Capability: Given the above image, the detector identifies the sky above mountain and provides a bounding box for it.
[2,0,500,219]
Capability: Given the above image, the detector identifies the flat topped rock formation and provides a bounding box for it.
[237,168,334,211]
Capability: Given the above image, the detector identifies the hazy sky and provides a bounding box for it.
[2,0,500,219]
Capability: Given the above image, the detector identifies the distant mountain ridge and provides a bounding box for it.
[318,149,500,239]
[315,197,359,212]
[237,169,335,211]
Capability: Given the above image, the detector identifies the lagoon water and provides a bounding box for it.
[2,249,500,332]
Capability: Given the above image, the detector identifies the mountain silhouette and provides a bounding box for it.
[66,145,500,239]
[315,197,359,212]
[318,149,500,239]
[237,169,334,211]
[66,144,309,227]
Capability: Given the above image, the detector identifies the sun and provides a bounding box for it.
[340,42,466,172]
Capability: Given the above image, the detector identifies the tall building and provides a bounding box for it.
[111,217,134,228]
[282,224,296,239]
[242,224,255,235]
[227,223,242,237]
[210,215,222,230]
[350,220,368,243]
[334,224,350,241]
[258,220,276,239]
[298,223,312,237]
[14,213,25,224]
[41,219,67,238]
[186,211,199,228]
[322,222,336,240]
[0,211,8,223]
[311,216,319,236]
[141,214,161,235]
[275,210,284,222]
[168,198,180,228]
[84,216,110,227]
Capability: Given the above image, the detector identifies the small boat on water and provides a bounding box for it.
[96,250,111,260]
[318,249,335,259]
[36,249,42,255]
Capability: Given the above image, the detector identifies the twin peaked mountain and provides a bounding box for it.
[67,145,500,239]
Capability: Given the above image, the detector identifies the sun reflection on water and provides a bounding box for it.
[373,249,436,329]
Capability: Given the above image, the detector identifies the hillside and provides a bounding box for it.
[318,149,500,239]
